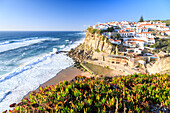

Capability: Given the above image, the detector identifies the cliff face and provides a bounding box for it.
[67,30,116,62]
[146,57,170,74]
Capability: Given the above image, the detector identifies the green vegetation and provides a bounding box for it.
[83,63,113,76]
[114,33,121,39]
[87,27,101,34]
[150,39,170,52]
[101,27,115,33]
[139,16,144,22]
[105,66,110,69]
[107,26,114,32]
[95,49,100,52]
[102,36,107,41]
[8,73,169,113]
[162,19,170,26]
[74,61,87,72]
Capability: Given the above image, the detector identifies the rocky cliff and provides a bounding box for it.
[67,30,117,62]
[146,57,170,74]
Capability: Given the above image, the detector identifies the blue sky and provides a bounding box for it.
[0,0,169,31]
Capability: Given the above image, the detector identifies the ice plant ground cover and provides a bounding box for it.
[6,73,170,113]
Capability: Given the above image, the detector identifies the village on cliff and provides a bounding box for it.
[92,20,169,51]
[69,18,170,75]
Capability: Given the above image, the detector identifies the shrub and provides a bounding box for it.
[95,49,100,52]
[102,36,107,41]
[105,66,110,69]
[8,73,170,113]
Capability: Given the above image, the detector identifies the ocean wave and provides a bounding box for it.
[58,45,65,49]
[0,48,58,83]
[61,38,85,51]
[0,36,85,112]
[0,51,74,111]
[0,37,60,53]
[0,37,38,45]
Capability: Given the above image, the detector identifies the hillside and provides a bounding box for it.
[147,19,170,26]
[161,19,170,26]
[67,28,125,63]
[6,74,169,113]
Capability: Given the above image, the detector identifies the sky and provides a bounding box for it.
[0,0,169,31]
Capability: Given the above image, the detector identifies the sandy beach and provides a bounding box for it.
[24,62,122,98]
[24,66,85,98]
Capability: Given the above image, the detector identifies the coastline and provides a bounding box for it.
[24,65,84,98]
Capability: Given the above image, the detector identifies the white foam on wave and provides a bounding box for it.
[0,36,85,112]
[0,37,60,53]
[61,38,85,51]
[0,50,74,112]
[0,37,38,45]
[58,45,65,49]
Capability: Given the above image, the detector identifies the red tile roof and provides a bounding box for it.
[141,28,148,29]
[128,39,145,42]
[142,32,151,34]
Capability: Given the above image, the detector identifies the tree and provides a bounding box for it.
[115,33,121,39]
[108,26,114,32]
[139,16,144,22]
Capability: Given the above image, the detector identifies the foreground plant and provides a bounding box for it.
[6,73,170,113]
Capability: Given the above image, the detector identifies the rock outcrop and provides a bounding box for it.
[146,57,170,74]
[67,30,117,62]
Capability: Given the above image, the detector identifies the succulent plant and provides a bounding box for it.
[6,73,170,113]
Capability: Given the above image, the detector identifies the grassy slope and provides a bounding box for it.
[161,20,170,26]
[150,38,170,52]
[7,74,170,113]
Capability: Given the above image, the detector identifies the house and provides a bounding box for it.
[124,28,131,32]
[119,30,128,37]
[145,37,155,45]
[136,27,148,33]
[109,39,121,45]
[128,42,137,48]
[128,30,135,37]
[128,39,145,47]
[165,30,170,36]
[137,24,156,29]
[136,32,152,37]
[157,26,169,31]
[160,31,166,36]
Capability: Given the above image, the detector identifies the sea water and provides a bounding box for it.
[0,31,86,111]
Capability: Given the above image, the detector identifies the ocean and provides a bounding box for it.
[0,31,86,111]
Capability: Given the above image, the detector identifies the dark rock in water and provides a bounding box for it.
[17,102,24,106]
[9,103,16,107]
[2,110,7,113]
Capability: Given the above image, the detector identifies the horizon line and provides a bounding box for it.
[0,30,85,32]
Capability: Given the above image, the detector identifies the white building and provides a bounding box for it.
[136,32,152,37]
[157,26,169,31]
[109,39,121,45]
[136,27,148,33]
[119,30,128,37]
